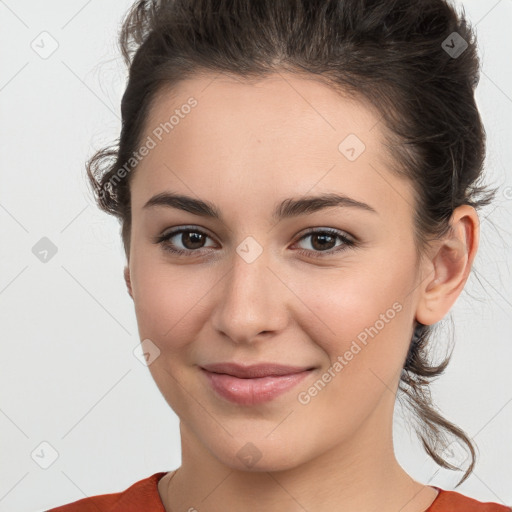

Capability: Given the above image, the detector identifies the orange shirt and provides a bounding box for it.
[46,472,511,511]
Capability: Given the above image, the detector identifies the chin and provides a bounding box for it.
[202,433,312,473]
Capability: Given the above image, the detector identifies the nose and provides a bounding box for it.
[210,243,288,344]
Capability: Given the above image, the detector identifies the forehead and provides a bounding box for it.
[131,72,414,222]
[146,71,382,149]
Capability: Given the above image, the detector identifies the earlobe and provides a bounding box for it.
[415,205,479,326]
[124,265,133,299]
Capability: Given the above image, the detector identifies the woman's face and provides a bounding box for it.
[125,72,430,471]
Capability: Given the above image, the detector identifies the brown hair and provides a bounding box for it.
[86,0,498,486]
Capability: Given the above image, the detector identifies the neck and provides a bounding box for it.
[160,394,438,512]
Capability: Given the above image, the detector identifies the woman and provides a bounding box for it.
[47,0,510,510]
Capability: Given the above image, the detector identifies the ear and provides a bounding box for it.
[124,265,133,300]
[415,205,480,326]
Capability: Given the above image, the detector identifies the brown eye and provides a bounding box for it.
[179,231,207,250]
[294,228,356,258]
[309,232,337,251]
[155,227,216,255]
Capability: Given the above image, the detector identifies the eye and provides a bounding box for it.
[153,226,356,258]
[154,227,216,256]
[293,228,356,258]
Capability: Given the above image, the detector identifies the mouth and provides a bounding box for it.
[200,362,316,405]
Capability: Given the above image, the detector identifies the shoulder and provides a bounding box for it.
[429,487,512,512]
[46,472,167,512]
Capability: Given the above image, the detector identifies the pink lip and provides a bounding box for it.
[200,363,315,405]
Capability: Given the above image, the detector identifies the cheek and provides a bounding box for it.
[297,263,410,345]
[292,263,414,405]
[130,254,215,350]
[129,256,212,415]
[292,271,411,429]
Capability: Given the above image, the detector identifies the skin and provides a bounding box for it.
[123,72,479,512]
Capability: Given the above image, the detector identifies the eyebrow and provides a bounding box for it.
[143,191,378,221]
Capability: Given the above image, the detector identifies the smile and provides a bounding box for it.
[200,363,315,406]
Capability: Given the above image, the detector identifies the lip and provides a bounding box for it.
[200,363,315,405]
[201,362,313,378]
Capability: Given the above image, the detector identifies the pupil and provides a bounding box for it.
[312,234,335,251]
[184,232,204,249]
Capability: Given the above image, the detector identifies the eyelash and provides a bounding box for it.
[154,226,356,259]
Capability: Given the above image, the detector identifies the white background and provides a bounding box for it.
[0,1,511,511]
